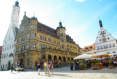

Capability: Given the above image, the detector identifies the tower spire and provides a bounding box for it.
[99,19,103,27]
[15,0,19,7]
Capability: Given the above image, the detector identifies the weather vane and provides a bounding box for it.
[33,12,35,17]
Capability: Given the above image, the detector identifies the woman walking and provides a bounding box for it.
[49,62,53,75]
[37,64,41,75]
[46,62,50,75]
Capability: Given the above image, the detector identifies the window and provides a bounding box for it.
[62,46,64,49]
[32,33,34,37]
[26,45,28,49]
[42,37,44,40]
[113,44,115,47]
[109,45,111,48]
[35,33,36,37]
[45,37,46,41]
[100,39,101,41]
[97,47,99,50]
[10,45,11,49]
[106,45,108,48]
[61,34,63,37]
[42,46,44,48]
[61,39,64,42]
[40,36,42,39]
[23,46,25,50]
[32,43,35,48]
[101,46,103,49]
[108,37,109,40]
[40,45,41,49]
[113,51,116,53]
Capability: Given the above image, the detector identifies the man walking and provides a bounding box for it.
[37,64,41,75]
[11,64,13,73]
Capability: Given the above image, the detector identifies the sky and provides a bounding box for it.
[0,0,117,48]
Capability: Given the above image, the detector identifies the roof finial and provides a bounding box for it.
[24,11,26,15]
[60,19,61,22]
[33,12,35,17]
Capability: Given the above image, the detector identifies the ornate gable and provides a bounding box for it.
[19,15,30,30]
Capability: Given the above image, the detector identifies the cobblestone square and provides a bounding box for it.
[0,66,117,79]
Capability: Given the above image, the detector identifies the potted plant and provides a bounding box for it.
[91,60,99,70]
[74,60,77,70]
[69,61,73,70]
[80,63,87,70]
[108,58,113,69]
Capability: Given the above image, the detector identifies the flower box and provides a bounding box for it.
[109,64,113,69]
[91,64,99,70]
[79,68,87,70]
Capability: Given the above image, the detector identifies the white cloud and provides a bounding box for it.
[76,0,85,2]
[99,0,101,2]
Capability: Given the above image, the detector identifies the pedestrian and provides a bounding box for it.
[17,65,20,73]
[43,61,47,74]
[11,64,13,73]
[46,62,50,75]
[49,62,53,75]
[37,64,41,75]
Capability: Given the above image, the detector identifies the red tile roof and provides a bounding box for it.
[0,46,2,54]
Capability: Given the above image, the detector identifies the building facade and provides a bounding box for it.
[95,19,117,55]
[0,46,2,70]
[80,44,96,55]
[1,1,19,70]
[15,14,80,69]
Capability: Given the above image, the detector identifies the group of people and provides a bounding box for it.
[37,61,53,75]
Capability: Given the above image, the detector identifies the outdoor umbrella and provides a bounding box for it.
[90,52,113,58]
[74,54,91,60]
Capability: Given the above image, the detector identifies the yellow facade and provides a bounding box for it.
[15,14,80,69]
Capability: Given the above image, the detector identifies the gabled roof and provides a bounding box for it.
[19,15,77,44]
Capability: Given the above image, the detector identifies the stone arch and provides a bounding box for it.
[54,56,57,61]
[63,56,66,62]
[48,55,51,60]
[59,56,61,61]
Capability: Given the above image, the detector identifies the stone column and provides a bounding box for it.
[46,54,48,63]
[51,54,54,62]
[57,55,59,62]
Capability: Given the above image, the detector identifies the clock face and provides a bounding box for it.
[103,39,106,42]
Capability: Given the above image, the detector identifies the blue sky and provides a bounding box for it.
[0,0,117,48]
